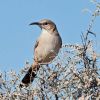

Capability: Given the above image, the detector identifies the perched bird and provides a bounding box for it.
[20,19,62,87]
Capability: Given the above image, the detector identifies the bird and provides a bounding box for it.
[20,19,62,87]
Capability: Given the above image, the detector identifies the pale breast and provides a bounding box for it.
[34,29,61,63]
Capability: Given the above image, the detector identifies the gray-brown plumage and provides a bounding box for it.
[20,19,62,87]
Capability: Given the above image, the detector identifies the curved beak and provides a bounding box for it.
[29,22,40,26]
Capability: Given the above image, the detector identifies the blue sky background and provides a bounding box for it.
[0,0,100,72]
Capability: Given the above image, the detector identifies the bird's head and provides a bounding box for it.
[29,19,57,32]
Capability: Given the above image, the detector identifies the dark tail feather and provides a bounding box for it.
[22,67,35,84]
[20,64,40,87]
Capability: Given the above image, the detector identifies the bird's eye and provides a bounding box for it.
[44,22,48,25]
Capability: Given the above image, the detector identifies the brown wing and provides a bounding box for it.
[34,40,39,50]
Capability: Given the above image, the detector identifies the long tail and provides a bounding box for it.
[20,63,40,87]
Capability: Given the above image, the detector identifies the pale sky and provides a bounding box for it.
[0,0,100,71]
